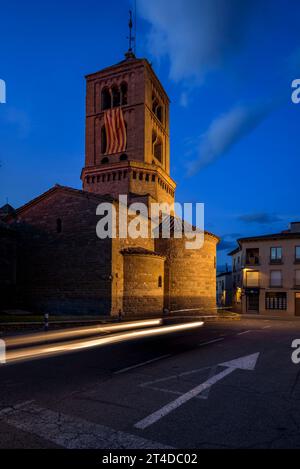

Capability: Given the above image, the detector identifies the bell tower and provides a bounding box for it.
[81,47,176,205]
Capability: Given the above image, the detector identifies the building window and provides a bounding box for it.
[246,248,259,265]
[101,87,111,110]
[295,270,300,287]
[56,218,62,234]
[265,292,287,310]
[120,153,128,161]
[158,276,162,288]
[295,246,300,262]
[133,171,136,179]
[154,137,163,163]
[101,157,109,164]
[120,82,128,106]
[152,93,164,123]
[101,126,107,154]
[270,270,282,287]
[270,247,282,263]
[246,270,259,287]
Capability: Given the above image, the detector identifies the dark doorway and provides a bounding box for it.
[246,290,259,312]
[295,293,300,316]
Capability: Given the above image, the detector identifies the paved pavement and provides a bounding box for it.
[0,318,300,449]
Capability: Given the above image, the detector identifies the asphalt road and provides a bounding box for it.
[0,317,300,449]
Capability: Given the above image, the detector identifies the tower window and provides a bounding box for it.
[156,106,163,123]
[112,85,120,108]
[158,276,162,288]
[101,87,111,110]
[56,218,62,234]
[154,137,163,163]
[120,153,128,161]
[101,125,107,154]
[101,157,109,164]
[120,82,128,106]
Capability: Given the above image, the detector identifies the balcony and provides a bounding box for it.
[269,257,283,265]
[245,256,260,266]
[244,248,260,266]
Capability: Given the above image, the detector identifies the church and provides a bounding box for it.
[0,46,219,317]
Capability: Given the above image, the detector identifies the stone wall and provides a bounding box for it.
[10,187,112,315]
[122,251,165,316]
[156,233,218,313]
[0,223,17,310]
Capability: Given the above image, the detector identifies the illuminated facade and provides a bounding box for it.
[2,51,219,317]
[229,222,300,316]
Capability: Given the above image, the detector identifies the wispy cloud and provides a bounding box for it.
[138,0,256,83]
[186,102,274,175]
[238,213,282,225]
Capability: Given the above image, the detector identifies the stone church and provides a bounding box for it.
[0,50,219,317]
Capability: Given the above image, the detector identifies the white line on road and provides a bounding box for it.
[237,330,252,335]
[198,337,225,346]
[114,354,171,374]
[0,401,171,449]
[135,352,259,430]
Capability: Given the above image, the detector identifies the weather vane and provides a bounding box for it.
[126,9,136,58]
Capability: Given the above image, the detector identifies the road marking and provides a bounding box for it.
[262,325,271,329]
[198,337,225,346]
[0,400,34,417]
[0,401,171,449]
[114,354,171,374]
[237,330,252,335]
[135,352,260,430]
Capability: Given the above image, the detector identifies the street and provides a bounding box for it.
[0,318,300,449]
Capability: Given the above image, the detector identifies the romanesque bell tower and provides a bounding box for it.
[81,49,176,206]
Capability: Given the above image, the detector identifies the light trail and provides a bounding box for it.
[6,321,204,364]
[5,319,162,347]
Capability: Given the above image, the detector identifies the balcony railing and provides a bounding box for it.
[245,257,260,266]
[269,258,283,265]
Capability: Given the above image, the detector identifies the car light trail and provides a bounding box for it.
[5,319,162,347]
[6,321,204,364]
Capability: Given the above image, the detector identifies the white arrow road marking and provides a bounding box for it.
[134,352,260,430]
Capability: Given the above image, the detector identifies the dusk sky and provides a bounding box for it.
[0,0,299,269]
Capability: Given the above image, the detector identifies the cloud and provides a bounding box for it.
[138,0,256,83]
[217,232,241,251]
[217,239,237,252]
[238,213,282,225]
[186,102,274,175]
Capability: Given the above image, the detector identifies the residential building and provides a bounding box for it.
[216,271,233,307]
[229,222,300,316]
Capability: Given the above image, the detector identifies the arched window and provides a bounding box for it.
[156,105,163,123]
[111,85,120,108]
[120,153,128,161]
[56,218,62,234]
[101,157,109,164]
[101,87,111,110]
[154,137,163,163]
[158,276,162,288]
[101,125,107,154]
[152,93,164,123]
[120,82,128,105]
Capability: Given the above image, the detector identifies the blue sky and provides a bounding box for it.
[0,0,299,269]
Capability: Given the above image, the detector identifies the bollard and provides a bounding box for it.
[44,313,49,332]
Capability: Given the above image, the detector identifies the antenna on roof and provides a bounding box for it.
[125,9,136,59]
